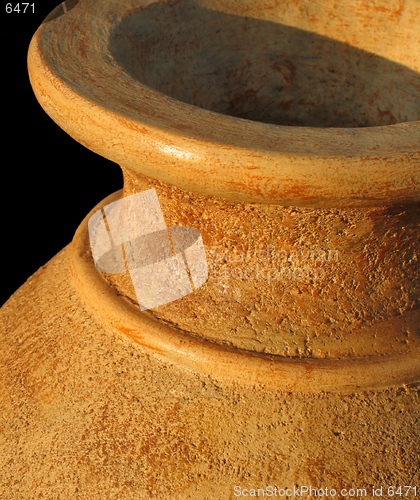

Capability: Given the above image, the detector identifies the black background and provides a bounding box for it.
[1,1,122,307]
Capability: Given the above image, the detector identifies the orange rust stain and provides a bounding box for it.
[78,38,88,59]
[373,1,404,17]
[359,0,404,19]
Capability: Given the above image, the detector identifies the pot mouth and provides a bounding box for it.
[109,0,420,130]
[29,0,420,207]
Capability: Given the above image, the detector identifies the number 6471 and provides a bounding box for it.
[6,3,35,13]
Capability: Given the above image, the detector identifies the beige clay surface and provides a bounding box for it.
[0,0,419,496]
[0,210,420,497]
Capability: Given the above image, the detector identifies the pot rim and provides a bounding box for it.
[28,0,420,207]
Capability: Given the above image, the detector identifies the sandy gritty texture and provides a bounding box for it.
[105,170,420,359]
[0,241,419,499]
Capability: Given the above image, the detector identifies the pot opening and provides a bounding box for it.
[109,1,420,128]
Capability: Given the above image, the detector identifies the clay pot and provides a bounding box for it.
[1,0,419,497]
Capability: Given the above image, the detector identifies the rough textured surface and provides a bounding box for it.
[108,169,420,358]
[1,242,420,499]
[68,191,419,392]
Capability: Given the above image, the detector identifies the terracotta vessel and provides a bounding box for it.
[1,0,420,497]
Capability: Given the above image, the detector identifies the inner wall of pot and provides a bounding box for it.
[109,0,420,128]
